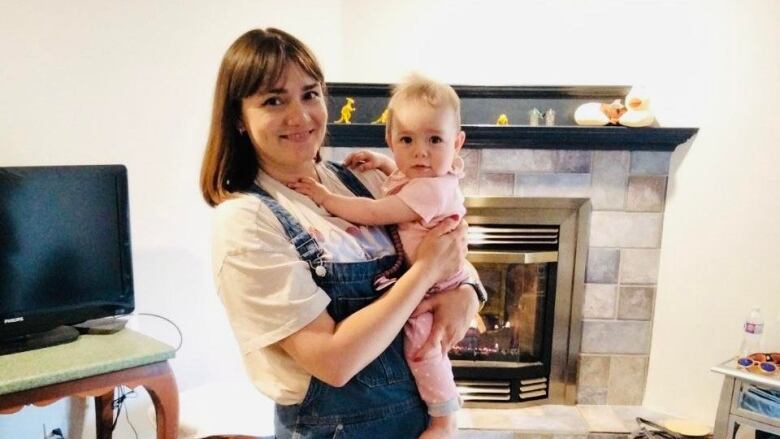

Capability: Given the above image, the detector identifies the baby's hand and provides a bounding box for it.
[344,150,392,174]
[288,177,331,206]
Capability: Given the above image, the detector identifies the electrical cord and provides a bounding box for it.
[133,312,184,352]
[71,311,180,438]
[111,386,139,439]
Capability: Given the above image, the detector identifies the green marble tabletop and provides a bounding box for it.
[0,329,175,396]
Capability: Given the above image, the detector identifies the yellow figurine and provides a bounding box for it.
[371,108,389,125]
[334,97,356,124]
[496,113,509,125]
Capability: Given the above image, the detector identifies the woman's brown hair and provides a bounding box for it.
[200,28,325,207]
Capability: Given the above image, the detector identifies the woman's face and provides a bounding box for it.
[240,64,327,176]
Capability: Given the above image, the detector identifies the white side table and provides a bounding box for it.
[712,358,780,439]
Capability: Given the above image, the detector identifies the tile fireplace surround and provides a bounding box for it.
[324,145,679,407]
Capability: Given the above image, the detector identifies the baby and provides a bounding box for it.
[291,74,469,438]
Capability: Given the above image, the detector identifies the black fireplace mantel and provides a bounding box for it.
[325,83,698,152]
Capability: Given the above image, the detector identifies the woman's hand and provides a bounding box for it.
[411,283,479,360]
[414,217,467,282]
[344,150,396,175]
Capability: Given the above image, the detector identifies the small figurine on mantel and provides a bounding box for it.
[496,113,509,125]
[528,108,543,126]
[618,88,655,127]
[371,108,389,124]
[334,97,356,124]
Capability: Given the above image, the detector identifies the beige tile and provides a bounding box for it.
[618,287,655,320]
[607,356,648,405]
[461,148,481,196]
[482,149,555,173]
[578,355,610,388]
[590,212,662,248]
[581,321,652,354]
[459,407,589,435]
[577,387,608,405]
[619,250,660,284]
[480,173,515,196]
[555,151,592,173]
[585,248,620,284]
[516,174,591,198]
[630,152,672,176]
[577,405,626,433]
[577,355,610,404]
[583,284,617,319]
[626,176,667,212]
[591,151,629,211]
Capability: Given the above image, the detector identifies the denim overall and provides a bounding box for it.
[247,162,428,438]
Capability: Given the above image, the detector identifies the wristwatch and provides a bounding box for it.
[462,279,487,311]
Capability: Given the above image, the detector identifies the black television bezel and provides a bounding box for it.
[0,164,135,342]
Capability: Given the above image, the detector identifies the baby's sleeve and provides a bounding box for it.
[393,178,456,224]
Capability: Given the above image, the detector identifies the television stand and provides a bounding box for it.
[0,328,177,438]
[0,325,79,356]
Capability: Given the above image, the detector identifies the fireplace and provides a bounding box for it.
[451,197,590,406]
[322,82,698,405]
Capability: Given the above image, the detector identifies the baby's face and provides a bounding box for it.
[386,100,463,179]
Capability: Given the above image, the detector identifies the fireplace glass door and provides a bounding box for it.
[450,224,559,403]
[452,262,555,364]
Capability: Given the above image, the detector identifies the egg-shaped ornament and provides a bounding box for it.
[619,89,655,127]
[574,103,610,126]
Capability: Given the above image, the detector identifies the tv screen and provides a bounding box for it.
[0,165,134,349]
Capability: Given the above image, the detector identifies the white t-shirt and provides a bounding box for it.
[211,163,393,405]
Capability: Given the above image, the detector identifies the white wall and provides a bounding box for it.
[0,1,343,437]
[1,0,777,436]
[643,1,780,424]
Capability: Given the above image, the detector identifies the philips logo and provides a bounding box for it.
[3,317,24,324]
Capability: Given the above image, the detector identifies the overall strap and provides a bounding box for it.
[245,163,378,271]
[246,184,325,265]
[325,162,406,290]
[325,161,375,199]
[248,163,405,286]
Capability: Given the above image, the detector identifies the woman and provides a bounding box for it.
[200,28,480,438]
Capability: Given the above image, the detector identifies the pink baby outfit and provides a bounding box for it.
[381,157,468,416]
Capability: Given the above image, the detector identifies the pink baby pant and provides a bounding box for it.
[404,311,461,417]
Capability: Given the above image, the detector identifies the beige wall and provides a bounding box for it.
[1,0,778,436]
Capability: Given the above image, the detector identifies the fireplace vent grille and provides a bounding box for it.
[468,225,558,251]
[456,379,511,402]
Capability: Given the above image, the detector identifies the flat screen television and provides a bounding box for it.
[0,165,134,354]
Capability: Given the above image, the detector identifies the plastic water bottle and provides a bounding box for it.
[739,308,764,357]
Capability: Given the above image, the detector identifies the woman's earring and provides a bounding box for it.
[238,127,246,135]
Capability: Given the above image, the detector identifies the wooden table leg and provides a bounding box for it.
[95,389,115,439]
[144,362,179,439]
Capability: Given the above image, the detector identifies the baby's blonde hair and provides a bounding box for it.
[386,73,461,135]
